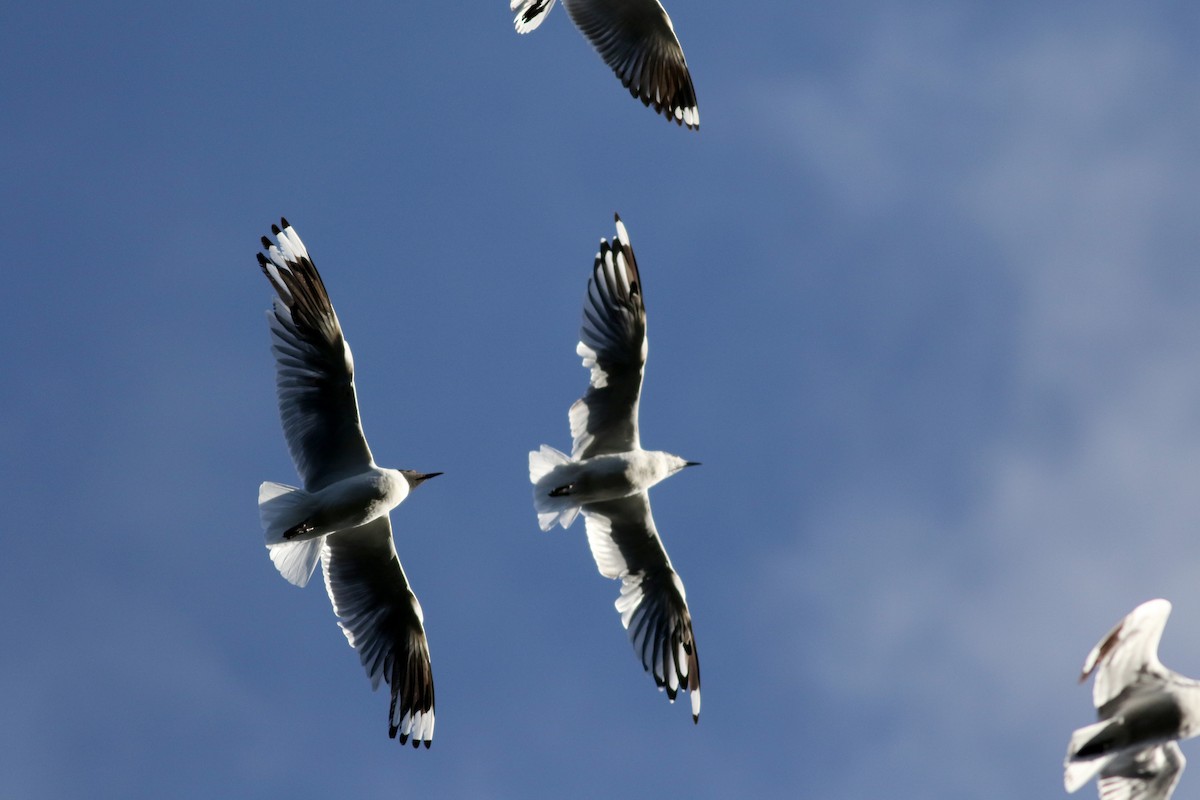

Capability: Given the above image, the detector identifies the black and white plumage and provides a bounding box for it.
[512,0,699,130]
[1065,599,1200,800]
[528,214,701,721]
[254,219,438,747]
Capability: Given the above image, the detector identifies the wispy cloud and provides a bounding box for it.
[756,11,1200,797]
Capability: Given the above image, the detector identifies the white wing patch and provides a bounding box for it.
[577,341,608,388]
[582,510,629,579]
[614,571,643,626]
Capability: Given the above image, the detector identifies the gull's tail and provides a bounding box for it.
[528,445,581,531]
[1063,719,1120,792]
[259,481,325,587]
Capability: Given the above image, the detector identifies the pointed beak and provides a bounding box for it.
[684,461,701,468]
[414,471,443,486]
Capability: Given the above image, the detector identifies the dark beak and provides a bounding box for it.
[684,461,701,467]
[414,471,443,486]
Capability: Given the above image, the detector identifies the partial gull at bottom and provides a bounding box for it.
[1065,599,1200,800]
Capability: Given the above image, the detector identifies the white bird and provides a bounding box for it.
[254,218,439,748]
[511,0,699,130]
[529,214,701,721]
[1065,598,1200,800]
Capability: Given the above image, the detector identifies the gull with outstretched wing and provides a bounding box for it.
[511,0,699,130]
[529,214,701,721]
[1065,599,1200,799]
[254,219,439,747]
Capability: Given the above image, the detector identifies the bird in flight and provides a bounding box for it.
[1065,598,1200,800]
[254,218,439,747]
[529,213,701,721]
[511,0,699,130]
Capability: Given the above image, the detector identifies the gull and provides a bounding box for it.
[1065,598,1200,800]
[511,0,699,130]
[254,218,439,748]
[529,214,701,721]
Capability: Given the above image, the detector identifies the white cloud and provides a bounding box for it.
[758,11,1200,798]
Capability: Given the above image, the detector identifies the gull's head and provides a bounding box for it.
[400,470,443,489]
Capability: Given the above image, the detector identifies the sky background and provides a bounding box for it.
[3,1,1199,797]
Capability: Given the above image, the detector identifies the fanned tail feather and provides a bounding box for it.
[258,481,317,546]
[528,445,581,530]
[1064,719,1120,792]
[267,537,327,587]
[529,444,570,481]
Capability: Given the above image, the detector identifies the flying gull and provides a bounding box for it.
[254,218,439,747]
[1065,598,1200,800]
[511,0,699,130]
[529,213,701,721]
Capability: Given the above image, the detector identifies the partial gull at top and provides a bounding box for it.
[529,214,701,721]
[254,218,439,748]
[1064,599,1200,800]
[512,0,699,130]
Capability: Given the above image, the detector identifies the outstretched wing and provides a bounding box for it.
[581,493,700,721]
[1097,743,1185,800]
[562,0,698,129]
[1081,599,1173,711]
[571,214,647,460]
[322,516,435,747]
[258,219,374,491]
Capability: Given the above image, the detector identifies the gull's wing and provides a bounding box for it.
[571,214,647,460]
[1098,744,1185,800]
[257,219,374,491]
[562,0,698,129]
[511,0,556,33]
[322,516,435,748]
[1081,599,1173,711]
[580,493,700,721]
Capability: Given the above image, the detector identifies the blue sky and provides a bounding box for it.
[3,1,1199,797]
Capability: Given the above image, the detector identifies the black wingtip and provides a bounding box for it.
[260,235,272,250]
[255,252,269,267]
[270,223,282,236]
[392,726,430,749]
[279,216,290,229]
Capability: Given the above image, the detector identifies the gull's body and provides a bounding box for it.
[529,214,701,721]
[1065,599,1200,800]
[511,0,699,129]
[254,219,438,748]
